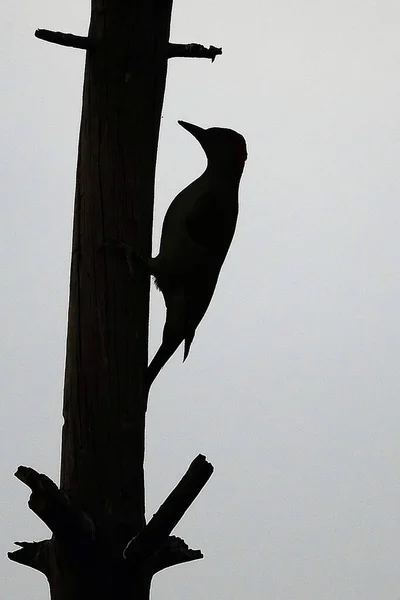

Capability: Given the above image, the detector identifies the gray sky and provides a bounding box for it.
[2,0,400,598]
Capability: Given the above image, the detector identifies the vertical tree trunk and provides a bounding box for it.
[62,0,172,560]
[52,1,174,597]
[9,3,219,597]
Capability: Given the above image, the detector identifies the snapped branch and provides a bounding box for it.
[35,33,221,60]
[124,454,213,563]
[8,540,50,574]
[35,29,89,50]
[168,43,222,62]
[14,466,94,544]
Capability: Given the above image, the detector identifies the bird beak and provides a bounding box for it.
[178,120,206,143]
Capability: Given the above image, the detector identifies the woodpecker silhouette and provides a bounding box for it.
[146,120,247,389]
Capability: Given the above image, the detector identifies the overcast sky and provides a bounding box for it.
[2,1,400,598]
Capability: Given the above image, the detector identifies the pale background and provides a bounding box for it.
[2,1,400,598]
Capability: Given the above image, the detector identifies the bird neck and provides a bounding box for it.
[205,160,245,185]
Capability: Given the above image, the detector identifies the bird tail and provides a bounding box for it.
[183,330,195,362]
[146,293,185,390]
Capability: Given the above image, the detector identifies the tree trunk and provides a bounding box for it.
[60,1,173,595]
[9,2,218,597]
[62,0,173,545]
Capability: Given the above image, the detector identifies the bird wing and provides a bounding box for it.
[183,191,238,360]
[186,191,238,254]
[182,266,221,361]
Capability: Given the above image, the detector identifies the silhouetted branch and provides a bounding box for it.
[8,540,50,574]
[34,33,222,59]
[35,29,89,50]
[124,454,213,563]
[14,466,94,544]
[168,43,222,62]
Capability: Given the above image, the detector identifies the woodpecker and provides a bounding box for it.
[146,120,247,389]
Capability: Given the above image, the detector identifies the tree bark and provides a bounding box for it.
[51,2,172,596]
[61,0,173,558]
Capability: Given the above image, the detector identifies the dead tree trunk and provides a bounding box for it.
[60,0,173,546]
[9,1,220,599]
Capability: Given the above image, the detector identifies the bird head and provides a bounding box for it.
[178,120,247,174]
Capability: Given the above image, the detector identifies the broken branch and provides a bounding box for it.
[35,29,90,50]
[124,454,213,562]
[168,43,222,62]
[8,540,50,574]
[15,466,94,544]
